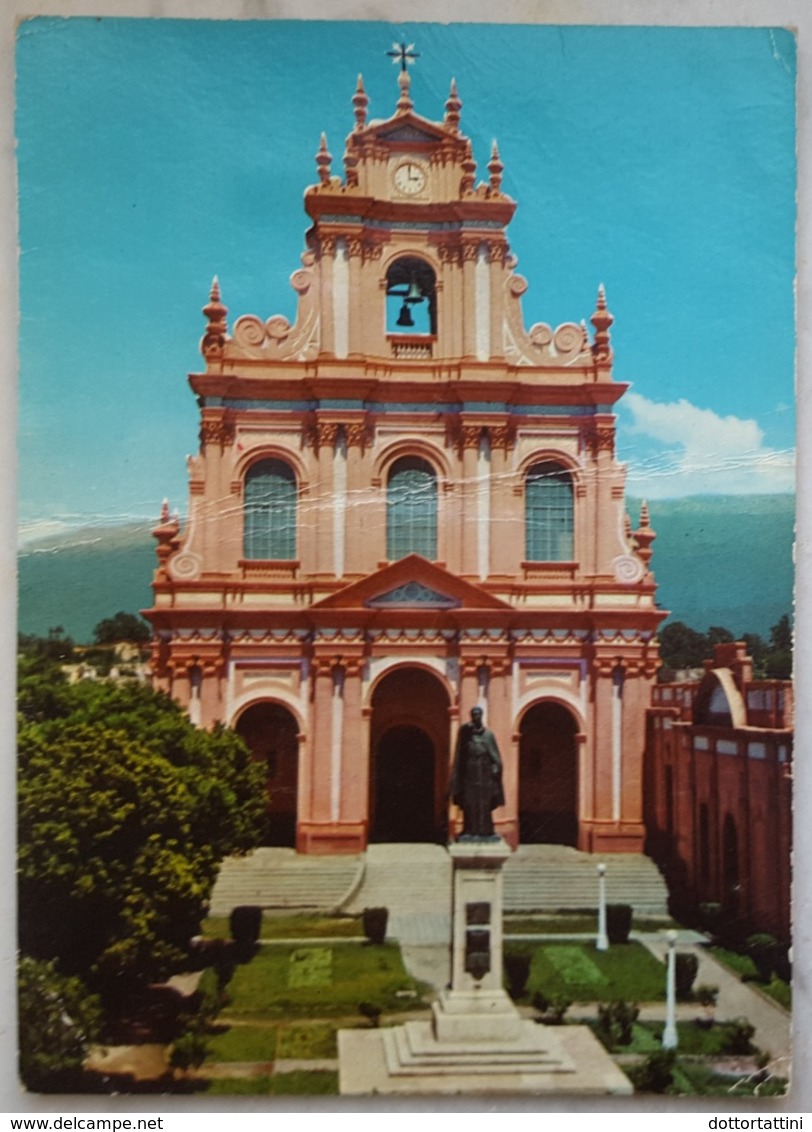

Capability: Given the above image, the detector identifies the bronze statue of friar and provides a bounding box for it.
[450,706,505,840]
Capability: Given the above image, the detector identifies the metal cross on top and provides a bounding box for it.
[387,42,420,73]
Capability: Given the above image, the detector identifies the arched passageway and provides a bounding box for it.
[519,702,579,846]
[369,667,450,843]
[235,702,299,847]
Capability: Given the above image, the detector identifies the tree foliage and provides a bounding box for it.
[93,611,151,645]
[659,615,792,679]
[18,957,101,1091]
[18,673,267,995]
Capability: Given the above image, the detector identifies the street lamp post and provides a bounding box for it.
[662,929,679,1050]
[596,863,608,952]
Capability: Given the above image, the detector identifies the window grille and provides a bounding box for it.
[244,459,296,560]
[525,462,574,561]
[386,456,437,560]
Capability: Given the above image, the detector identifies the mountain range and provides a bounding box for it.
[18,495,794,643]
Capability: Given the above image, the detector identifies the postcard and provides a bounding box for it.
[12,14,797,1104]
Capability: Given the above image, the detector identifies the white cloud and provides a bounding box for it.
[620,392,795,497]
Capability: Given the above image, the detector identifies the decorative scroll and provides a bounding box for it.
[229,255,320,361]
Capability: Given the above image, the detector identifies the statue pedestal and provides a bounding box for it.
[338,839,632,1095]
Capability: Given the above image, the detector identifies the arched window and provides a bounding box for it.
[526,462,574,561]
[385,256,437,336]
[386,456,437,560]
[243,459,296,560]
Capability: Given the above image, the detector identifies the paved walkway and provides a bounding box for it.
[638,931,791,1070]
[345,843,452,945]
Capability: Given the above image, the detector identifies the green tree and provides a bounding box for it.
[742,633,768,674]
[18,673,267,995]
[658,621,709,670]
[18,626,76,663]
[707,625,735,648]
[770,614,792,653]
[18,957,101,1091]
[764,613,792,679]
[93,611,151,645]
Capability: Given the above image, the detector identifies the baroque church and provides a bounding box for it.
[145,61,666,856]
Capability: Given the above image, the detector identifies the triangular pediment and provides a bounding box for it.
[363,111,456,148]
[378,122,443,144]
[311,555,512,612]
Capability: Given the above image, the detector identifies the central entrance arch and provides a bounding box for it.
[519,701,579,846]
[369,667,450,843]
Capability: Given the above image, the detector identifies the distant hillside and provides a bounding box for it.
[632,495,794,638]
[19,523,156,643]
[17,495,794,643]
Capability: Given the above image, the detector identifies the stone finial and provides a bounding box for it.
[580,319,590,351]
[590,283,614,362]
[444,77,462,131]
[202,276,228,353]
[152,499,180,580]
[353,74,368,129]
[316,133,332,185]
[624,512,633,541]
[396,68,413,114]
[461,138,476,194]
[634,500,656,566]
[488,140,504,192]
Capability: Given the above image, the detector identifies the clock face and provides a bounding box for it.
[393,161,427,195]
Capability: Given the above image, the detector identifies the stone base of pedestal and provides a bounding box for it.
[338,1021,633,1096]
[431,987,522,1042]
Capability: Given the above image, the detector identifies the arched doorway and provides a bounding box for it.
[235,702,299,847]
[369,667,450,843]
[519,702,579,845]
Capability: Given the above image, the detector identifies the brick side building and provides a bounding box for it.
[644,642,792,940]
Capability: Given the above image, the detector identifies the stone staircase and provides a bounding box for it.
[503,844,669,917]
[208,847,363,917]
[208,843,670,922]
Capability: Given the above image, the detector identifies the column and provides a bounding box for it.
[460,427,480,575]
[488,426,516,576]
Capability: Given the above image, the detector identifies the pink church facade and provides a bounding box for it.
[144,69,666,855]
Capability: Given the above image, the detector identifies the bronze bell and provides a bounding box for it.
[405,278,423,304]
[396,301,415,328]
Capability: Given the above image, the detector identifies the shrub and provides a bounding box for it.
[629,1049,676,1094]
[606,903,633,944]
[722,1017,756,1055]
[694,983,718,1007]
[230,906,263,947]
[747,933,779,982]
[169,1029,210,1074]
[503,950,532,1000]
[675,952,699,1001]
[362,907,388,945]
[358,1001,382,1028]
[531,990,571,1025]
[596,1000,639,1047]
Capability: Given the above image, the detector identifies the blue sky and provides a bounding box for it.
[15,19,797,542]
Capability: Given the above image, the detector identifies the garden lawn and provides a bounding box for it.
[671,1062,787,1098]
[504,915,675,936]
[710,948,791,1009]
[201,915,362,940]
[205,1071,338,1095]
[511,941,666,1002]
[220,942,425,1019]
[205,1020,338,1062]
[594,1020,750,1056]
